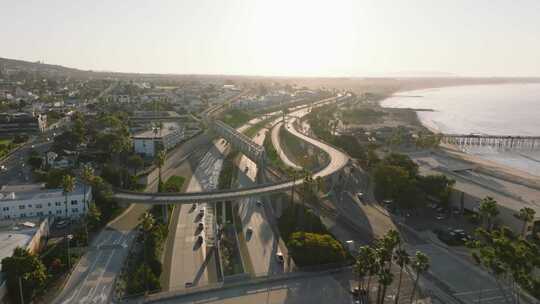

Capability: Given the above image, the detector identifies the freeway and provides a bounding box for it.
[53,132,213,304]
[112,97,350,205]
[163,140,225,291]
[236,123,284,276]
[270,121,302,170]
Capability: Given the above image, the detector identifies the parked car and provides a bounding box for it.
[55,220,68,229]
[255,201,263,207]
[451,228,472,242]
[356,192,364,202]
[196,235,203,244]
[435,228,471,245]
[198,222,204,231]
[185,282,193,288]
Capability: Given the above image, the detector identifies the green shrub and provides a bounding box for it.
[287,232,346,267]
[163,175,185,192]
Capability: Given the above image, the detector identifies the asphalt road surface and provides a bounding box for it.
[54,228,136,304]
[270,121,302,170]
[236,126,284,276]
[53,132,212,303]
[0,134,53,185]
[165,140,225,291]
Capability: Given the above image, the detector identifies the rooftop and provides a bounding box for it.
[132,122,182,139]
[0,220,43,283]
[0,183,88,202]
[132,111,180,118]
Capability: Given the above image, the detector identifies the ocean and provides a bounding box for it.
[381,83,540,176]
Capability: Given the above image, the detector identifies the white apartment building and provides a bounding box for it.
[132,122,185,157]
[0,183,92,220]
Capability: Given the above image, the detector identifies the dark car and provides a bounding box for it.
[55,220,68,229]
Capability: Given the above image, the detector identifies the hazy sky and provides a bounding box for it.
[2,0,540,77]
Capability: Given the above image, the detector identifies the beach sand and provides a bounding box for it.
[438,143,540,189]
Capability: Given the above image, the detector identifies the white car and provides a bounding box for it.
[276,250,284,263]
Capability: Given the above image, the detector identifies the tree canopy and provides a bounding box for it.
[287,232,346,266]
[1,247,47,304]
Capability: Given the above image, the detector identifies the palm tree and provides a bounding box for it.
[364,247,379,303]
[61,174,75,268]
[354,255,368,292]
[140,211,155,233]
[375,230,400,303]
[377,268,394,304]
[301,173,314,208]
[355,246,373,291]
[155,150,166,191]
[288,169,299,206]
[139,212,155,292]
[81,165,94,213]
[315,176,325,194]
[478,196,499,230]
[514,207,536,238]
[410,251,430,304]
[62,174,76,219]
[81,165,94,242]
[394,249,410,304]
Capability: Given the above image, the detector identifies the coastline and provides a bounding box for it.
[378,90,540,184]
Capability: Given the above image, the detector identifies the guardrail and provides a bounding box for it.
[118,263,352,303]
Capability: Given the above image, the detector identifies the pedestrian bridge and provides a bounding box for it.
[211,120,265,165]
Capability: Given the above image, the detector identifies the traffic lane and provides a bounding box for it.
[284,109,349,178]
[0,139,52,184]
[236,128,283,275]
[341,191,396,239]
[156,271,353,304]
[406,243,508,304]
[237,194,282,275]
[167,140,226,291]
[55,229,135,304]
[168,204,207,290]
[270,122,302,170]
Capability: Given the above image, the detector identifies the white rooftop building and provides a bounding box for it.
[0,183,92,220]
[132,122,185,157]
[0,219,50,300]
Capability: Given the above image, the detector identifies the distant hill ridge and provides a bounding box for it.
[1,56,540,89]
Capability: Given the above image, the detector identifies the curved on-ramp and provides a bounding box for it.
[113,97,350,205]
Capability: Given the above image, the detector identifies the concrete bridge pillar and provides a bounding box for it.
[162,204,169,224]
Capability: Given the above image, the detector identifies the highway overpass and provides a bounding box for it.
[113,95,351,205]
